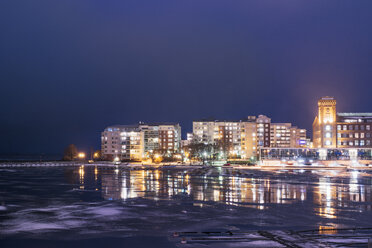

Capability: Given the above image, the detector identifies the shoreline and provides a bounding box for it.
[1,161,372,171]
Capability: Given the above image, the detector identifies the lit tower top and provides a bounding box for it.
[318,96,336,124]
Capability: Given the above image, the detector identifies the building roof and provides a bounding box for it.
[104,122,180,131]
[193,119,243,123]
[193,116,258,123]
[139,122,180,126]
[337,113,372,117]
[320,96,335,100]
[104,125,139,132]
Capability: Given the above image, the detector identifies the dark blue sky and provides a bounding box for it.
[1,0,372,155]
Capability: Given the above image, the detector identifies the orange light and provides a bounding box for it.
[78,152,86,159]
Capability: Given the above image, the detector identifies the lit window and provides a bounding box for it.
[325,125,331,131]
[325,133,331,138]
[325,141,331,146]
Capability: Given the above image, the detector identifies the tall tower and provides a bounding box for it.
[313,97,337,148]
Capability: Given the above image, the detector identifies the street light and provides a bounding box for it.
[78,152,86,159]
[93,152,99,159]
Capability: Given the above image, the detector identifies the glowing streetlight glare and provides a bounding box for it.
[93,152,99,159]
[78,152,86,159]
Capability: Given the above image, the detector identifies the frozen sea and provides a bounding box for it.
[0,164,372,247]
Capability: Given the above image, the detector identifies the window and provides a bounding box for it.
[355,125,359,130]
[349,141,353,146]
[355,140,359,146]
[367,125,371,130]
[361,125,365,130]
[337,125,341,130]
[361,133,365,138]
[343,125,347,130]
[367,133,371,138]
[325,125,331,131]
[355,133,359,138]
[325,133,331,138]
[349,125,353,130]
[367,140,371,146]
[361,140,365,146]
[325,140,331,146]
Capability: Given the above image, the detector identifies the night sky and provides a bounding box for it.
[1,1,372,155]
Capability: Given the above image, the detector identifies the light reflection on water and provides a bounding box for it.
[100,169,307,209]
[73,166,372,219]
[1,165,372,239]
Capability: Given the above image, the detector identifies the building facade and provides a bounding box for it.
[313,97,372,149]
[336,113,372,148]
[101,123,181,161]
[270,123,307,148]
[313,97,337,148]
[192,115,307,160]
[101,125,142,161]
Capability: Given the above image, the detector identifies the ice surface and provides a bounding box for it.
[0,163,372,247]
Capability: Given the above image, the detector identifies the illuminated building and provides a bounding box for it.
[193,115,306,159]
[101,123,181,161]
[240,120,257,159]
[256,115,271,148]
[192,119,245,158]
[270,123,307,148]
[158,124,181,152]
[313,97,337,148]
[181,133,194,148]
[336,113,372,148]
[313,97,372,148]
[101,125,143,161]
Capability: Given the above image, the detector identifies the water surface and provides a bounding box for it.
[0,164,372,247]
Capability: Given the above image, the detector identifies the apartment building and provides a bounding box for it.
[101,125,142,161]
[193,119,243,157]
[270,123,307,148]
[256,115,271,148]
[101,123,181,161]
[240,120,257,159]
[192,115,305,159]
